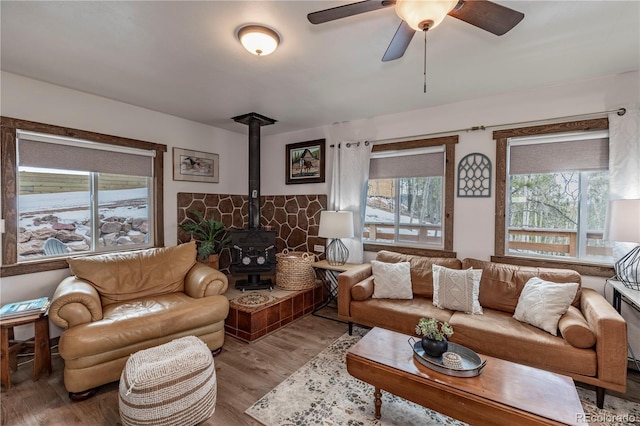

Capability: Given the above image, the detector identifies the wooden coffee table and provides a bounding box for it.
[346,327,584,426]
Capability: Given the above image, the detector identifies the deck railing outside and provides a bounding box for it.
[364,222,612,258]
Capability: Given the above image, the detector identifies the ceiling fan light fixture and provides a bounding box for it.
[237,25,280,56]
[395,0,458,31]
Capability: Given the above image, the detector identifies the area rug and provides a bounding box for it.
[246,331,640,425]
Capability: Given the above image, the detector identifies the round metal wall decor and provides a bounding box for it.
[457,153,491,197]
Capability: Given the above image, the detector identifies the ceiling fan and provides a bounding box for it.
[307,0,524,62]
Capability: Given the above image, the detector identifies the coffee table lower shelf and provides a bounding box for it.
[346,327,584,426]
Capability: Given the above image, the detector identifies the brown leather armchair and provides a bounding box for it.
[49,241,229,400]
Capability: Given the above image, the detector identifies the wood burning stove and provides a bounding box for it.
[231,230,276,290]
[230,112,278,290]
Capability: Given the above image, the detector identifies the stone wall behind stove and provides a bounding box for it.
[177,193,327,273]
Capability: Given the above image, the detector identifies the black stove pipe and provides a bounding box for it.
[248,117,261,229]
[231,112,277,229]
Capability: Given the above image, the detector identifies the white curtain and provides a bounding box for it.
[607,106,640,258]
[329,140,373,263]
[609,107,640,200]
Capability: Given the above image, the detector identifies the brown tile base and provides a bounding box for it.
[225,284,326,342]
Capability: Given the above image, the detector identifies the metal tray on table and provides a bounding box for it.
[408,338,487,378]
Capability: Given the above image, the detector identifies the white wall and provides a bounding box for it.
[2,70,639,357]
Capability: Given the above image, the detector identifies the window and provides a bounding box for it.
[493,118,614,276]
[363,136,457,254]
[1,117,166,277]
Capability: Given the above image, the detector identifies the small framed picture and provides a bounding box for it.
[173,147,219,183]
[285,139,325,185]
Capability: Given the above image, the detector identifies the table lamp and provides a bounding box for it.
[318,211,354,266]
[608,199,640,289]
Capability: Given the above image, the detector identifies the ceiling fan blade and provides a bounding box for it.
[448,0,524,36]
[307,0,395,25]
[382,20,415,62]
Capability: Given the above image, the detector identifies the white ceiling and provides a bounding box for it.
[1,1,639,136]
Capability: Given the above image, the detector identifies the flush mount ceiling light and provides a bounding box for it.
[237,25,280,56]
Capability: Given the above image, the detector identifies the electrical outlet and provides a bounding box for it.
[314,244,325,253]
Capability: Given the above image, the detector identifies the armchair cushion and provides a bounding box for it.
[67,242,197,306]
[59,293,228,361]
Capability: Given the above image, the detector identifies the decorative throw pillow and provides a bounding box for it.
[371,260,413,299]
[513,277,579,336]
[432,265,483,314]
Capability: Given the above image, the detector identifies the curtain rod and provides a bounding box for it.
[329,107,626,147]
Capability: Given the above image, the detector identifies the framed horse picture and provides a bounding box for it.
[285,139,325,184]
[173,147,219,183]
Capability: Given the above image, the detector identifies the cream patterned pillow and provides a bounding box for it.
[371,260,413,299]
[513,277,579,335]
[432,265,483,314]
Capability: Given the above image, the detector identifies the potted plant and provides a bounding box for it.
[415,317,454,358]
[180,210,231,269]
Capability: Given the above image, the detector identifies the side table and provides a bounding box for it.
[0,313,52,389]
[606,278,640,371]
[312,260,362,322]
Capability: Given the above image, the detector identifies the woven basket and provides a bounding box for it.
[276,249,317,290]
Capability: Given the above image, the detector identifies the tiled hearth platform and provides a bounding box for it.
[224,278,327,342]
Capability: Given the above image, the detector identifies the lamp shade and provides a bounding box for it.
[318,211,354,239]
[608,199,640,244]
[237,25,280,56]
[395,0,458,31]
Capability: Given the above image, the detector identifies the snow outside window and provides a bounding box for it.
[365,147,445,248]
[16,131,154,261]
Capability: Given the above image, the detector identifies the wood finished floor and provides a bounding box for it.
[1,314,638,426]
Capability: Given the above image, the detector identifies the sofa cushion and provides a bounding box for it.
[371,260,413,299]
[350,297,454,336]
[449,309,597,377]
[376,251,462,297]
[432,265,483,314]
[59,292,228,362]
[462,259,582,314]
[558,306,596,349]
[67,242,197,306]
[513,277,579,335]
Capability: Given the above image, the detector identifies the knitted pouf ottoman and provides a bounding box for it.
[119,336,216,426]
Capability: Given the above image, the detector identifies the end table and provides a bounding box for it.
[312,260,362,322]
[0,313,52,389]
[606,278,640,371]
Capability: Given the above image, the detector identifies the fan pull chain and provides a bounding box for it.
[423,29,428,94]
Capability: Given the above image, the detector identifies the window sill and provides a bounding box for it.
[364,243,457,259]
[1,259,70,277]
[490,255,614,277]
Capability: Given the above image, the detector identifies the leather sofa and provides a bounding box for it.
[49,241,229,399]
[338,250,627,408]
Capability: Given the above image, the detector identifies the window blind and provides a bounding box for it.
[17,131,155,177]
[509,131,608,174]
[369,150,445,179]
